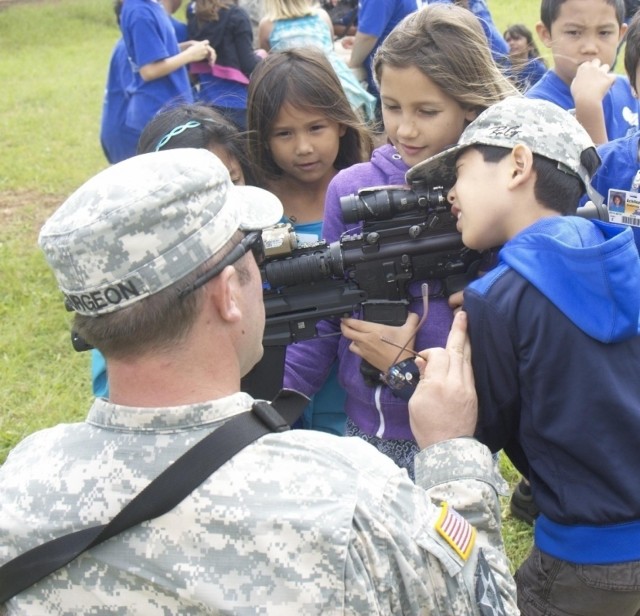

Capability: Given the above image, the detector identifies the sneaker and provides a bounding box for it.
[509,479,539,525]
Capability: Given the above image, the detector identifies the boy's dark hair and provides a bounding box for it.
[470,145,601,214]
[625,11,640,91]
[540,0,625,30]
[194,0,234,22]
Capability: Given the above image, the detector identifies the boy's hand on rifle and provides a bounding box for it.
[341,312,420,372]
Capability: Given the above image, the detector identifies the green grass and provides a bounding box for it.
[489,0,550,59]
[0,0,566,571]
[0,197,89,461]
[0,0,115,193]
[0,0,117,464]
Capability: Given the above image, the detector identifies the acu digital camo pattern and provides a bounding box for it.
[407,96,601,204]
[38,149,282,317]
[0,393,518,615]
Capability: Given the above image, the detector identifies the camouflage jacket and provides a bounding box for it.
[0,393,517,614]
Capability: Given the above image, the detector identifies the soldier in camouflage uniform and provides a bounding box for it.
[0,148,517,614]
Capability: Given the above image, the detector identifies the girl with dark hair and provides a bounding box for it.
[137,102,255,184]
[247,47,372,435]
[503,23,547,92]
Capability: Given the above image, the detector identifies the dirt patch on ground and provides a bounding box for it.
[0,190,64,234]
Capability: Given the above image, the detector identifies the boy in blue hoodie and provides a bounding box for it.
[407,96,640,614]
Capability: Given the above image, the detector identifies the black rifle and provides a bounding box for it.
[241,183,610,399]
[62,180,607,399]
[259,183,477,345]
[244,182,475,398]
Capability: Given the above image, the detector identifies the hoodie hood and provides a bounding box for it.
[499,217,640,343]
[370,144,411,186]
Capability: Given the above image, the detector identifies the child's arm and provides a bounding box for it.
[571,58,616,145]
[340,312,420,372]
[139,40,215,81]
[348,32,378,69]
[258,18,273,52]
[235,15,263,76]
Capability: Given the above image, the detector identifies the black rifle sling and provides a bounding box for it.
[0,389,308,605]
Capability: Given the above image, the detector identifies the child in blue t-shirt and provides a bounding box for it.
[503,23,547,92]
[581,10,640,250]
[527,0,639,144]
[100,0,190,165]
[589,11,640,199]
[346,0,417,99]
[118,0,214,159]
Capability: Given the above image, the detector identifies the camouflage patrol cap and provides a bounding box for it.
[39,149,283,317]
[406,96,601,204]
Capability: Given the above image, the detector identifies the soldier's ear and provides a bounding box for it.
[208,266,243,324]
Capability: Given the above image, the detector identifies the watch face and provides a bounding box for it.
[382,358,419,400]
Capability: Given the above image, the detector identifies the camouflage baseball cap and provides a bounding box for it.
[39,148,283,317]
[406,96,601,204]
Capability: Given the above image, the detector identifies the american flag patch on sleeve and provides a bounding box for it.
[435,501,477,561]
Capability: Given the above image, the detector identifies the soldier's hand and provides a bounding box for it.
[408,311,477,449]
